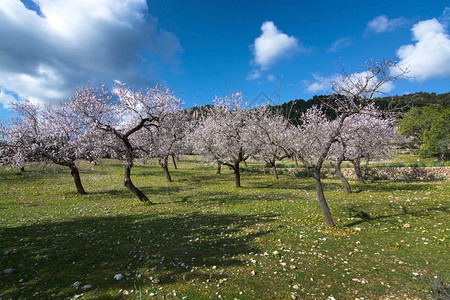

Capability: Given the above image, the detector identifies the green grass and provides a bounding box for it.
[0,157,448,299]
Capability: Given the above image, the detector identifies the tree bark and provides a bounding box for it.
[216,161,222,175]
[293,155,299,168]
[171,154,178,169]
[159,157,173,182]
[334,158,352,193]
[123,162,151,203]
[312,169,334,227]
[271,161,279,179]
[69,164,87,195]
[350,158,365,183]
[233,161,241,188]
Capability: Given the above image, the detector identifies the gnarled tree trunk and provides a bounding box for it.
[159,157,173,182]
[293,155,299,168]
[171,154,178,169]
[216,161,222,174]
[123,162,151,203]
[269,159,279,179]
[312,169,334,227]
[350,158,365,183]
[334,157,352,193]
[69,163,87,195]
[232,161,241,188]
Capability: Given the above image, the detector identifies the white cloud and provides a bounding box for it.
[392,18,450,80]
[305,74,332,94]
[333,71,395,96]
[248,21,302,81]
[246,69,261,81]
[327,37,352,53]
[366,15,407,34]
[0,0,182,106]
[266,74,276,82]
[305,71,394,96]
[252,21,301,69]
[0,88,19,108]
[439,7,450,27]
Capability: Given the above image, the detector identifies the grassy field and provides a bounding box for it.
[0,157,448,299]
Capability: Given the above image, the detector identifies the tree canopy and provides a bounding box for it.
[398,105,450,160]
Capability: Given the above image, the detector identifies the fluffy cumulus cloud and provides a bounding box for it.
[252,21,300,68]
[366,15,407,34]
[0,0,182,107]
[248,21,302,80]
[392,17,450,80]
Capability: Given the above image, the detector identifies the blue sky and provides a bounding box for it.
[1,0,449,119]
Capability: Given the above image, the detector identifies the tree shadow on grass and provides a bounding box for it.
[0,212,277,299]
[173,190,299,206]
[342,203,448,227]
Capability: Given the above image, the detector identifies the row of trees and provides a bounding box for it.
[0,59,402,227]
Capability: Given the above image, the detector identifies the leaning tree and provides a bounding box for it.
[291,59,405,227]
[70,83,182,203]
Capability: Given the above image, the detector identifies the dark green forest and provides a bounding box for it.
[277,91,450,123]
[186,91,450,123]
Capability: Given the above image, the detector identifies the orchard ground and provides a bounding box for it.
[0,155,448,299]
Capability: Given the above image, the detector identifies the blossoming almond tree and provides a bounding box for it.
[191,92,257,187]
[291,59,404,227]
[289,106,339,226]
[251,105,293,179]
[1,100,101,194]
[329,106,396,193]
[133,110,190,182]
[0,101,39,171]
[70,83,182,203]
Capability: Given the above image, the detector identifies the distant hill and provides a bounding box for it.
[373,91,450,111]
[184,91,450,122]
[273,91,450,124]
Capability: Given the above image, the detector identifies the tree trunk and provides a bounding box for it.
[20,166,25,172]
[293,155,299,168]
[334,158,352,193]
[216,161,222,174]
[123,163,151,203]
[312,169,334,227]
[159,157,173,182]
[365,156,370,168]
[351,158,365,183]
[271,161,279,179]
[171,154,178,169]
[243,160,248,167]
[233,162,241,188]
[69,164,87,195]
